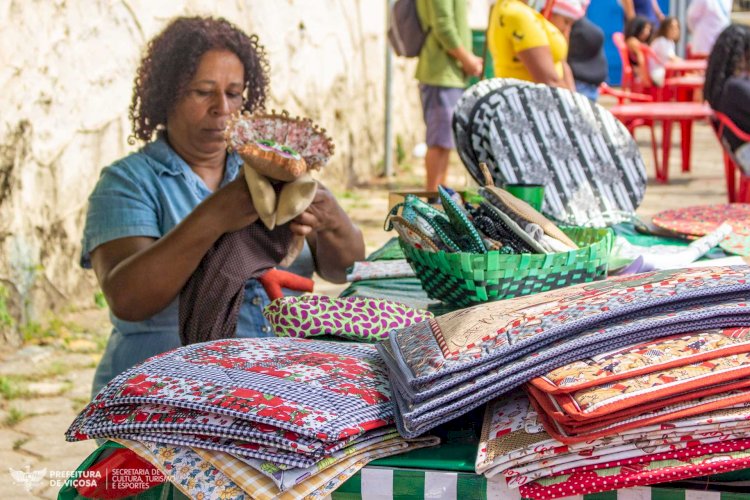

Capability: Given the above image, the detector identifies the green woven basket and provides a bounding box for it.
[400,227,613,307]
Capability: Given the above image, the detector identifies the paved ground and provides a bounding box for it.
[0,103,731,499]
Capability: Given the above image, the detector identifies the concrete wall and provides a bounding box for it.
[0,0,423,344]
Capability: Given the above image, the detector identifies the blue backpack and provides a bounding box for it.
[387,0,431,57]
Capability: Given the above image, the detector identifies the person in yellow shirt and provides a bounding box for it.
[487,0,584,90]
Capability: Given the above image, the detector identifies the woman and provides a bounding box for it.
[487,0,583,90]
[705,24,750,173]
[81,16,365,395]
[649,17,682,87]
[624,16,654,85]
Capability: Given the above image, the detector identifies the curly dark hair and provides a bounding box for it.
[705,24,750,109]
[128,16,269,143]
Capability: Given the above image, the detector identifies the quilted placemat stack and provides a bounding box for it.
[378,266,750,441]
[477,364,750,499]
[65,337,438,498]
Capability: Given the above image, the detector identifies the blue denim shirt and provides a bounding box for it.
[81,136,314,395]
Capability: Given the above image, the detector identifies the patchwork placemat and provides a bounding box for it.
[73,402,354,455]
[652,204,750,256]
[534,388,750,444]
[384,267,750,387]
[653,204,750,236]
[528,377,750,429]
[68,338,393,444]
[547,351,750,420]
[531,327,750,394]
[453,80,647,226]
[263,295,433,342]
[384,299,750,437]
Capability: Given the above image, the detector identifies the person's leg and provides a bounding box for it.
[425,146,451,191]
[419,84,465,191]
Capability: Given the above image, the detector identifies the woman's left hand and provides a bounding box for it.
[289,181,365,283]
[289,182,342,237]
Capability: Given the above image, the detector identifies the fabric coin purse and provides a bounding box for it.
[437,185,487,253]
[263,294,434,342]
[386,215,440,253]
[387,195,463,252]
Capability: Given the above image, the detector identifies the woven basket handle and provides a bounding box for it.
[479,162,496,187]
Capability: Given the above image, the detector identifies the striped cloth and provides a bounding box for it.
[331,468,750,500]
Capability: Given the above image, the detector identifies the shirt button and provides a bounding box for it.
[261,325,271,333]
[252,296,262,306]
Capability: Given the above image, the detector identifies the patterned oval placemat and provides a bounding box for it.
[652,204,750,256]
[454,80,647,227]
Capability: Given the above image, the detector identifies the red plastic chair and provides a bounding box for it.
[686,43,708,60]
[711,111,750,203]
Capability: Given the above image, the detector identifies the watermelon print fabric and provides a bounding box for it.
[263,295,433,342]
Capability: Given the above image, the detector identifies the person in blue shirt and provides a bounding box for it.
[81,16,365,396]
[621,0,664,26]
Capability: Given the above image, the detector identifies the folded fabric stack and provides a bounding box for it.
[477,355,750,499]
[379,266,750,442]
[66,337,438,499]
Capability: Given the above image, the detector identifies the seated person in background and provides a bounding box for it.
[81,16,365,396]
[687,0,732,57]
[624,16,654,86]
[705,24,750,174]
[649,16,682,86]
[487,0,577,91]
[568,7,608,101]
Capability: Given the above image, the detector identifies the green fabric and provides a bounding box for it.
[415,0,471,87]
[366,237,405,261]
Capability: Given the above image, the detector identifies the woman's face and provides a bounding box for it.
[666,21,680,41]
[166,49,245,158]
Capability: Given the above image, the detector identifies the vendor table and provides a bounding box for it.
[62,234,750,500]
[665,59,707,78]
[609,102,712,183]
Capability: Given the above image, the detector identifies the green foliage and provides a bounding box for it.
[395,134,406,165]
[0,376,28,400]
[4,407,28,427]
[0,285,15,329]
[94,290,107,309]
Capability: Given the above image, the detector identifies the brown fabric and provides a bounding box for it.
[179,222,293,345]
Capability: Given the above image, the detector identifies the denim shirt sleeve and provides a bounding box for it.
[80,158,161,269]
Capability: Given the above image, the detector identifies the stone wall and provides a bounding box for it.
[0,0,423,345]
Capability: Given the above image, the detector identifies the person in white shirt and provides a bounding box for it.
[687,0,732,56]
[650,17,682,86]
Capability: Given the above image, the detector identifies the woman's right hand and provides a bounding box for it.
[200,169,260,235]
